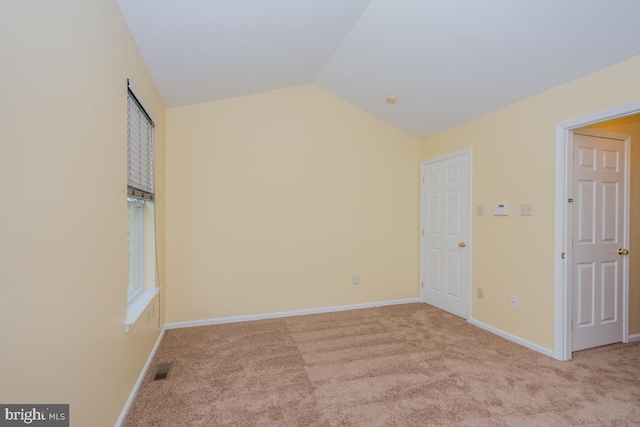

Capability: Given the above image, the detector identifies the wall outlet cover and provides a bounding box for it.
[509,296,518,309]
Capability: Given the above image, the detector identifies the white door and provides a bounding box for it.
[571,130,629,351]
[421,150,471,319]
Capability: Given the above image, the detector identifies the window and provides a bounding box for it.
[126,79,159,330]
[127,198,144,301]
[127,80,154,302]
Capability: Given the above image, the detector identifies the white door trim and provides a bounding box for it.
[554,100,639,361]
[420,148,473,319]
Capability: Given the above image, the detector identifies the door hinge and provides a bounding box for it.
[568,198,574,203]
[421,229,424,237]
[561,252,565,259]
[421,282,424,289]
[571,320,573,332]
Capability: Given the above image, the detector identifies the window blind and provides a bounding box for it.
[127,82,155,200]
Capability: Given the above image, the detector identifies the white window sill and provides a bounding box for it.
[126,287,160,332]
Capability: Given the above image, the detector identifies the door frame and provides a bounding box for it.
[419,148,473,319]
[554,100,639,361]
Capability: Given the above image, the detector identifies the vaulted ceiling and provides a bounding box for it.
[117,0,640,138]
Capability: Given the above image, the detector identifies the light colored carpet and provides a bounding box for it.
[124,303,640,426]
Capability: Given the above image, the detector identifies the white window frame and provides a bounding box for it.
[125,79,160,331]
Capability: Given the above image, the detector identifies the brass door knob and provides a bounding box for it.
[458,242,466,248]
[618,248,629,255]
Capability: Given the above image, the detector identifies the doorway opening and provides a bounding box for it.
[554,101,640,361]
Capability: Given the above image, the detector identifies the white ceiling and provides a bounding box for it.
[117,0,640,138]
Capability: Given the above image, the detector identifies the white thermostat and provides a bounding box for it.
[493,202,509,216]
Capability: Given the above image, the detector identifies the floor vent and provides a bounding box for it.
[152,363,173,381]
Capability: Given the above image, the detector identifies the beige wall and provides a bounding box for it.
[0,1,166,426]
[584,116,640,335]
[166,85,420,322]
[4,1,640,422]
[421,55,640,349]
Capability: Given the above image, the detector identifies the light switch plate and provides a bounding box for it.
[520,203,533,216]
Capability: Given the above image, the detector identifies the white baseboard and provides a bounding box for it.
[468,317,556,359]
[165,298,420,330]
[628,333,640,343]
[115,327,166,427]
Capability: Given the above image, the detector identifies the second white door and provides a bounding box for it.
[421,150,471,319]
[571,130,629,351]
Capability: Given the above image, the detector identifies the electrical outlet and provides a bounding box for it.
[353,275,360,285]
[477,288,484,299]
[477,205,485,216]
[510,296,518,309]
